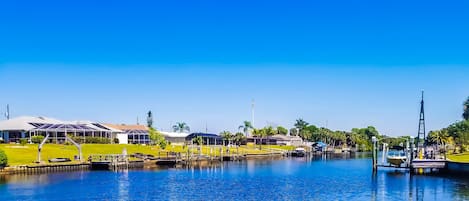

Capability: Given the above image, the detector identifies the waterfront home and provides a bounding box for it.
[104,124,150,144]
[270,134,304,146]
[185,133,223,145]
[0,116,121,143]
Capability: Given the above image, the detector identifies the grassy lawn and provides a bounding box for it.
[0,144,295,166]
[447,152,469,163]
[0,144,168,166]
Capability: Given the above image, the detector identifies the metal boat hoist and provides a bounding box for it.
[36,134,83,163]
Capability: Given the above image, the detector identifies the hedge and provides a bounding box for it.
[0,149,7,168]
[69,136,111,144]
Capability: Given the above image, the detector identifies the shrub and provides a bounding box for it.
[113,138,119,144]
[0,149,7,168]
[159,140,168,150]
[19,138,28,146]
[31,135,45,144]
[69,136,111,144]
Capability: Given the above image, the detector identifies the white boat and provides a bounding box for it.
[386,146,407,167]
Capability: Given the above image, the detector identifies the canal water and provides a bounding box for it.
[1,154,468,201]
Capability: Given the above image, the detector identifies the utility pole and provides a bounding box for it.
[5,104,10,120]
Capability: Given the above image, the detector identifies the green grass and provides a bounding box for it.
[447,152,469,163]
[0,144,296,166]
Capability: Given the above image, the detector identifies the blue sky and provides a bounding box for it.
[0,1,468,136]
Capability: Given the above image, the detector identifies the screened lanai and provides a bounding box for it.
[125,129,150,144]
[29,123,114,143]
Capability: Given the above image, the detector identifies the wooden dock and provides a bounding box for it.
[411,159,446,169]
[376,159,448,173]
[90,154,143,170]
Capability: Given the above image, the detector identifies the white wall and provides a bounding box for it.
[116,133,128,144]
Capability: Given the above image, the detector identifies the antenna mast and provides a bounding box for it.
[417,91,426,149]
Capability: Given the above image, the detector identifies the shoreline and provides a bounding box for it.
[0,152,288,175]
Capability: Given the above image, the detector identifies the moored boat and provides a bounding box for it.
[386,146,407,167]
[291,148,306,157]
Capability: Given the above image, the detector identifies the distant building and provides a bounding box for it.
[270,135,303,146]
[247,134,303,146]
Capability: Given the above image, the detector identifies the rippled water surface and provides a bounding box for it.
[1,154,468,201]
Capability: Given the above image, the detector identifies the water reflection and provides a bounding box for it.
[118,170,129,201]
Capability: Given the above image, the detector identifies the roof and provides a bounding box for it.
[0,116,123,133]
[186,133,222,140]
[160,131,189,138]
[103,124,148,131]
[75,121,123,132]
[0,116,65,131]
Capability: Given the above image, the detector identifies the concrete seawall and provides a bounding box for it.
[446,161,469,173]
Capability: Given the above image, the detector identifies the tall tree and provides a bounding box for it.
[463,96,469,120]
[294,118,309,131]
[173,122,190,133]
[147,110,153,128]
[251,129,265,148]
[239,121,254,136]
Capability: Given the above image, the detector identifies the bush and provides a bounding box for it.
[0,149,7,168]
[19,138,28,146]
[159,140,168,150]
[69,136,111,144]
[113,138,119,144]
[31,135,45,144]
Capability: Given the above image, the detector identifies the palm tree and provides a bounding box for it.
[238,121,253,137]
[429,130,449,151]
[173,122,190,133]
[234,132,246,146]
[294,118,309,131]
[220,131,233,146]
[263,126,276,146]
[251,129,264,149]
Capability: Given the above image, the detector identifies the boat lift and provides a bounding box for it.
[36,134,82,163]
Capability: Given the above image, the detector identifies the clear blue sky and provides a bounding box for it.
[0,1,468,136]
